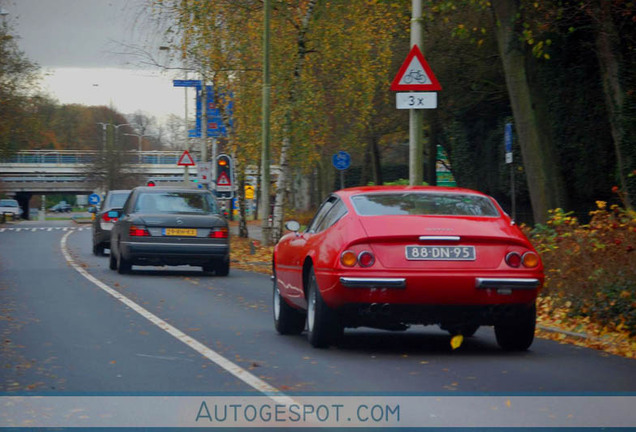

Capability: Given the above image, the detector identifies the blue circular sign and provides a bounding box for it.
[89,193,101,205]
[332,151,351,171]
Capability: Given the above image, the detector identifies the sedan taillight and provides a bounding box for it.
[101,213,117,223]
[129,225,150,237]
[209,227,228,238]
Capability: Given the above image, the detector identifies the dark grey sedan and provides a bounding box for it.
[108,186,230,276]
[90,189,131,256]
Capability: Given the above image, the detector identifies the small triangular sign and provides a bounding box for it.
[217,171,231,186]
[390,45,442,91]
[177,150,196,166]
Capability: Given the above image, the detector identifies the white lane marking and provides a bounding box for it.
[60,231,294,405]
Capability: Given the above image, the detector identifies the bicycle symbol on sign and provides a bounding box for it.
[403,69,430,85]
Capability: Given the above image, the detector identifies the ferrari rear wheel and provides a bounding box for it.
[306,267,343,348]
[495,304,536,351]
[273,273,306,335]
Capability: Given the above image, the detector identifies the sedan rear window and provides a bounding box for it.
[134,192,219,214]
[0,199,18,207]
[109,192,130,208]
[351,192,499,217]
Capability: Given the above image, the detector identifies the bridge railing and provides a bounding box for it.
[1,150,200,165]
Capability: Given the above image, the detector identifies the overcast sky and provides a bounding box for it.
[4,0,187,122]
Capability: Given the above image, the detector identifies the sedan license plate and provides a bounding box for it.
[405,245,475,261]
[163,228,197,237]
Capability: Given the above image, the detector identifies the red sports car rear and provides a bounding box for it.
[273,186,544,350]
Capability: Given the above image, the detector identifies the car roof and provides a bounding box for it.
[133,186,211,193]
[335,185,490,198]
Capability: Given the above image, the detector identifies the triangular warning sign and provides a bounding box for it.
[177,150,196,166]
[391,45,442,91]
[217,171,231,186]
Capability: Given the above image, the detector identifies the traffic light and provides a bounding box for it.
[215,154,233,199]
[147,180,156,187]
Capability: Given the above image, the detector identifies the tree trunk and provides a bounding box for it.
[236,164,249,238]
[370,134,383,185]
[592,0,632,208]
[271,0,318,242]
[491,0,566,224]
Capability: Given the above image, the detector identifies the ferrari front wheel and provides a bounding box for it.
[273,271,306,335]
[306,267,342,348]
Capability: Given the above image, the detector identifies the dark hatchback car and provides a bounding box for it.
[108,186,230,275]
[90,189,131,256]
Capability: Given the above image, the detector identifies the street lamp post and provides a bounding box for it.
[124,132,154,162]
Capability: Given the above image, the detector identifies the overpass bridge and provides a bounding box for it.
[0,150,203,218]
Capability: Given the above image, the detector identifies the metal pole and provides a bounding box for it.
[409,0,424,185]
[511,164,516,220]
[260,0,272,245]
[201,84,208,164]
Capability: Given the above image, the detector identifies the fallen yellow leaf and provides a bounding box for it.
[450,335,464,350]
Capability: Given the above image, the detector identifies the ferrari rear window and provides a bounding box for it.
[351,192,499,217]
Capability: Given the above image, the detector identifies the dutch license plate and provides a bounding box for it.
[163,228,197,237]
[405,245,476,261]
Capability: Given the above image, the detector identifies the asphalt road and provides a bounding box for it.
[1,220,635,396]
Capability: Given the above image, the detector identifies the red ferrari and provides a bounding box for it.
[272,186,544,350]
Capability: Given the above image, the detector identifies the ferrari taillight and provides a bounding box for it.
[522,251,540,268]
[340,250,376,267]
[209,227,228,238]
[129,225,150,237]
[505,252,522,268]
[340,250,357,267]
[506,251,540,268]
[358,251,375,267]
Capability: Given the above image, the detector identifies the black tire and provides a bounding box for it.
[495,304,536,351]
[109,249,117,270]
[214,258,230,277]
[117,250,132,274]
[306,267,343,348]
[273,270,306,335]
[93,243,105,256]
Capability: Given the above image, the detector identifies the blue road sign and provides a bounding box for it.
[504,122,513,164]
[332,151,351,171]
[88,193,101,205]
[505,122,513,153]
[173,79,202,88]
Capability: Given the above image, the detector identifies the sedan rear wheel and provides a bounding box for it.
[109,250,117,270]
[306,267,342,348]
[273,271,306,335]
[117,249,132,274]
[93,243,105,256]
[215,258,230,277]
[494,304,536,351]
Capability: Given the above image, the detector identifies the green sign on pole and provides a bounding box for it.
[436,145,457,187]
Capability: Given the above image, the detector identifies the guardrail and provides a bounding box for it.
[0,150,200,165]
